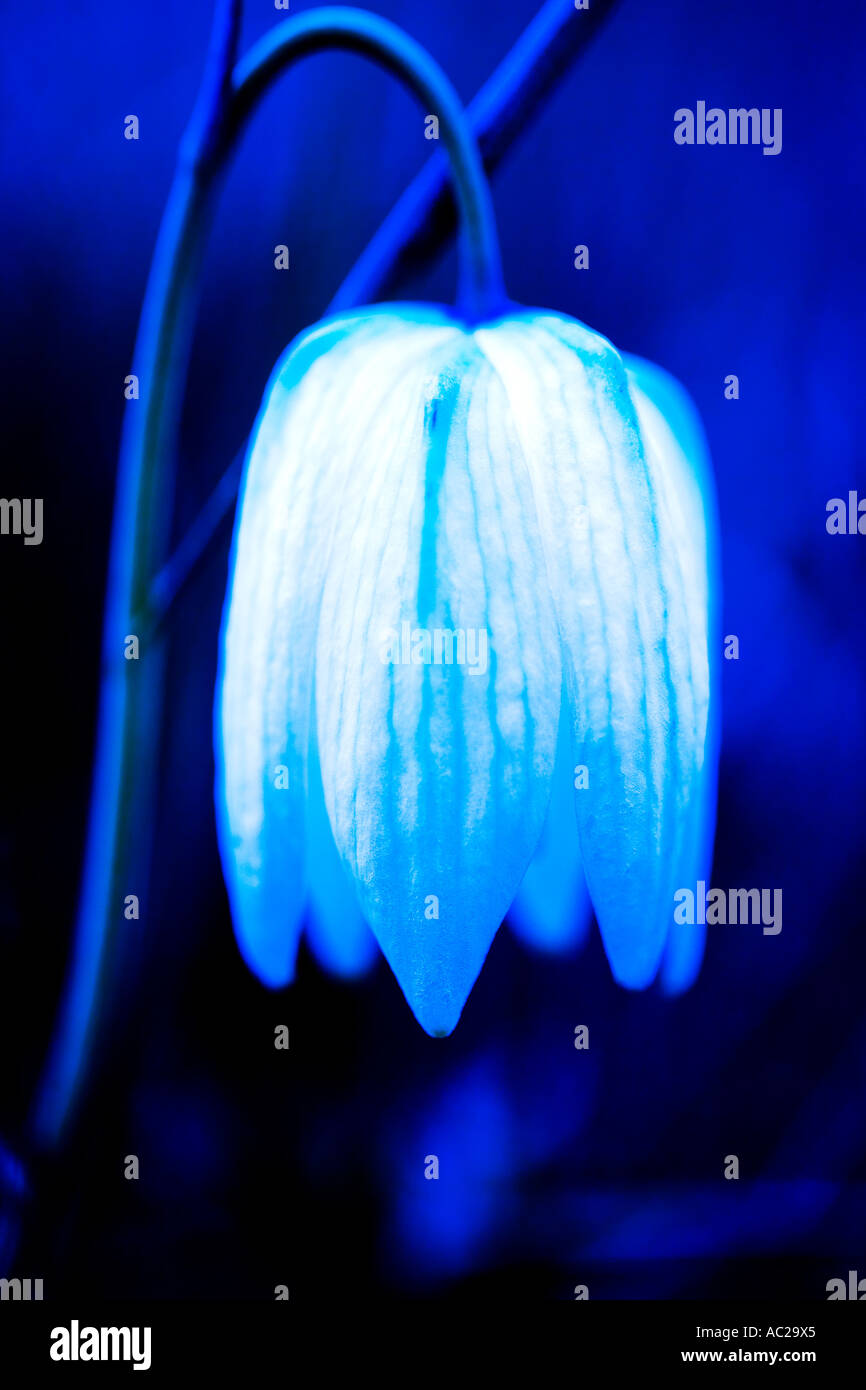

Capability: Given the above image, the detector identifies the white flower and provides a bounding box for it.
[215,302,718,1035]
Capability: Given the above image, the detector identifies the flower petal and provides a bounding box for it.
[315,326,561,1034]
[478,314,713,988]
[623,354,720,994]
[304,727,378,979]
[508,704,592,953]
[215,309,453,986]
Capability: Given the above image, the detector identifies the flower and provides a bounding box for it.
[214,301,719,1035]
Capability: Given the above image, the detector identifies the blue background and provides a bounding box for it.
[2,0,865,1297]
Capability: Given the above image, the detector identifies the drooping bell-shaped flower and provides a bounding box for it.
[214,51,719,1035]
[215,305,719,1033]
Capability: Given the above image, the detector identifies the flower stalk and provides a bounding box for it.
[32,4,505,1147]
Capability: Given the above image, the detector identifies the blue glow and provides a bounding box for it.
[385,1055,512,1274]
[583,1180,835,1262]
[381,1034,595,1282]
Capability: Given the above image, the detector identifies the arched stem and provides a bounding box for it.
[227,10,506,322]
[330,0,618,312]
[31,6,502,1149]
[146,0,620,628]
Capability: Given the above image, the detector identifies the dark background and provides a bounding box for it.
[1,0,865,1297]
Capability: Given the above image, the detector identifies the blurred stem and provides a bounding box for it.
[30,0,245,1150]
[30,6,501,1151]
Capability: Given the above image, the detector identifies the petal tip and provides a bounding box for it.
[230,901,299,990]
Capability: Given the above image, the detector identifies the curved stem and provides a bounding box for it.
[226,8,506,322]
[331,0,618,311]
[146,0,620,629]
[31,69,223,1154]
[30,6,501,1150]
